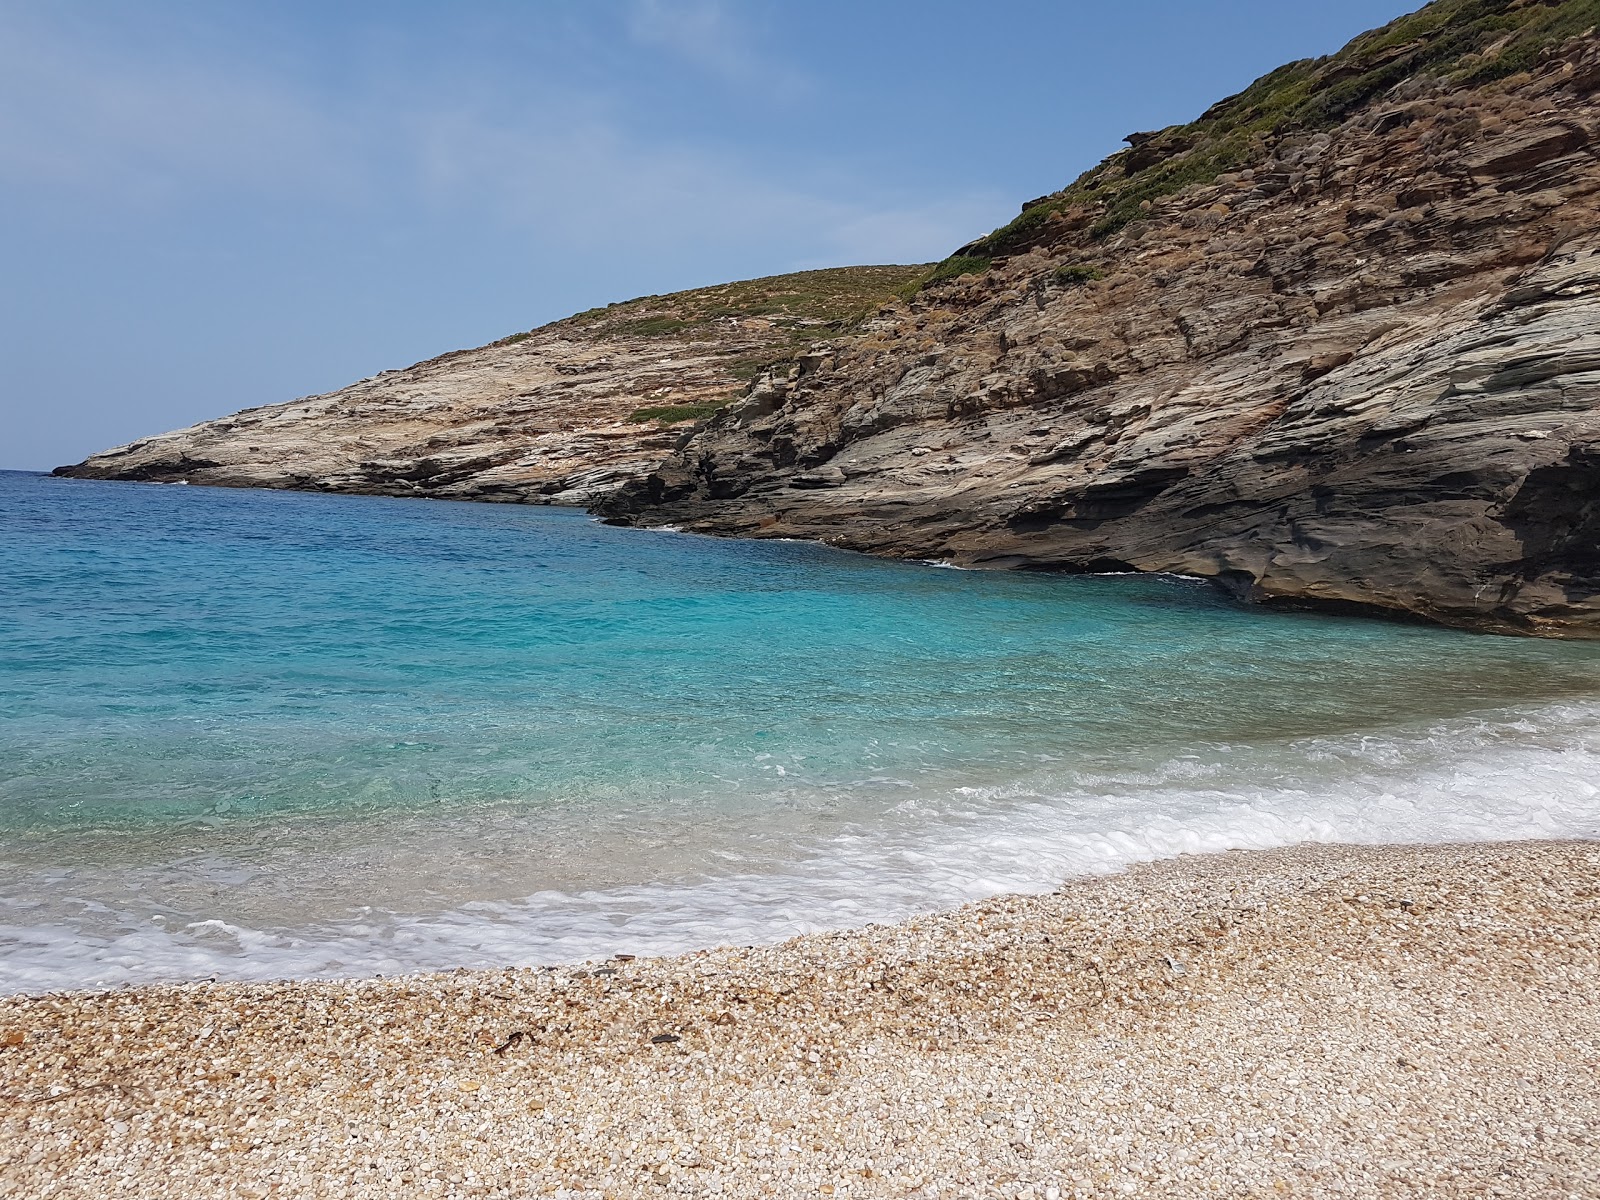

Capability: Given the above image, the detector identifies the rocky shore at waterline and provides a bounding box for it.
[51,267,926,509]
[56,9,1600,638]
[4,838,1597,1198]
[602,27,1600,638]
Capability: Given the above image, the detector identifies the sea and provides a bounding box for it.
[3,468,1598,993]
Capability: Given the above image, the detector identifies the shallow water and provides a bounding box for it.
[3,469,1597,991]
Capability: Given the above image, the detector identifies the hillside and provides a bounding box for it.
[53,266,926,505]
[56,0,1600,636]
[601,0,1600,636]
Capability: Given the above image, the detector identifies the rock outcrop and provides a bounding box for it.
[602,8,1600,637]
[54,267,926,506]
[58,2,1600,636]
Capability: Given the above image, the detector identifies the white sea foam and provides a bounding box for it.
[3,696,1597,994]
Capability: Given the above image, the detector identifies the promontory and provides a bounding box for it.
[59,0,1600,635]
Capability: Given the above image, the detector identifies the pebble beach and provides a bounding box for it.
[3,838,1598,1199]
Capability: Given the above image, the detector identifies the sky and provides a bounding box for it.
[1,0,1415,471]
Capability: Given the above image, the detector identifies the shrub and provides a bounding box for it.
[960,0,1600,252]
[1051,264,1104,286]
[619,316,693,337]
[916,255,993,292]
[627,401,730,425]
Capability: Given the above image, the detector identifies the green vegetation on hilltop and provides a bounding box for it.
[485,266,927,430]
[551,266,928,428]
[937,0,1600,270]
[899,255,993,296]
[924,255,994,285]
[565,265,929,348]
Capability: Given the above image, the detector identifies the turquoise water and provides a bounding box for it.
[3,469,1598,990]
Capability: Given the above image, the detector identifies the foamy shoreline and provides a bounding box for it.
[11,685,1600,997]
[4,838,1598,1198]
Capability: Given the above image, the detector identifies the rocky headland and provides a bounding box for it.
[59,1,1600,635]
[54,268,925,508]
[602,2,1600,636]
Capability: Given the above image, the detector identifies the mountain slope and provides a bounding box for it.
[54,267,926,506]
[601,3,1600,636]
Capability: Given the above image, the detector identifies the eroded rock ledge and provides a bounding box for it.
[53,267,925,508]
[601,32,1600,637]
[56,6,1600,637]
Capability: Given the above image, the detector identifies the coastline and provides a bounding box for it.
[5,838,1598,1198]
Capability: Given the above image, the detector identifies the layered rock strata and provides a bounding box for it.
[54,267,925,506]
[57,4,1600,636]
[604,29,1600,636]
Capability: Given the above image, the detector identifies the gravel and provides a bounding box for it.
[3,839,1598,1198]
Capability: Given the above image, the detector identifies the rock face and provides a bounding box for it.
[603,18,1600,637]
[54,267,926,506]
[58,4,1600,637]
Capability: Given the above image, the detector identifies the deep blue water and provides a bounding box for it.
[3,469,1598,990]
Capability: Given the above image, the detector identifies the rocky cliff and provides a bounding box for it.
[602,2,1600,636]
[59,2,1600,636]
[54,267,925,506]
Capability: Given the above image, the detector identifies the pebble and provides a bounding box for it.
[2,840,1598,1198]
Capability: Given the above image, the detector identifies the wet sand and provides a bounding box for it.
[3,839,1598,1198]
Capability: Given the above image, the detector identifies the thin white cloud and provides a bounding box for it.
[0,4,994,267]
[412,101,997,265]
[0,8,365,204]
[625,0,811,99]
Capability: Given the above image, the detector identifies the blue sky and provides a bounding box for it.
[2,0,1412,470]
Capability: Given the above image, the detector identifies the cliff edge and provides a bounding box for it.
[57,1,1600,636]
[53,267,925,507]
[600,1,1600,636]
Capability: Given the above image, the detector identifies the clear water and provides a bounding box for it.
[3,469,1598,992]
